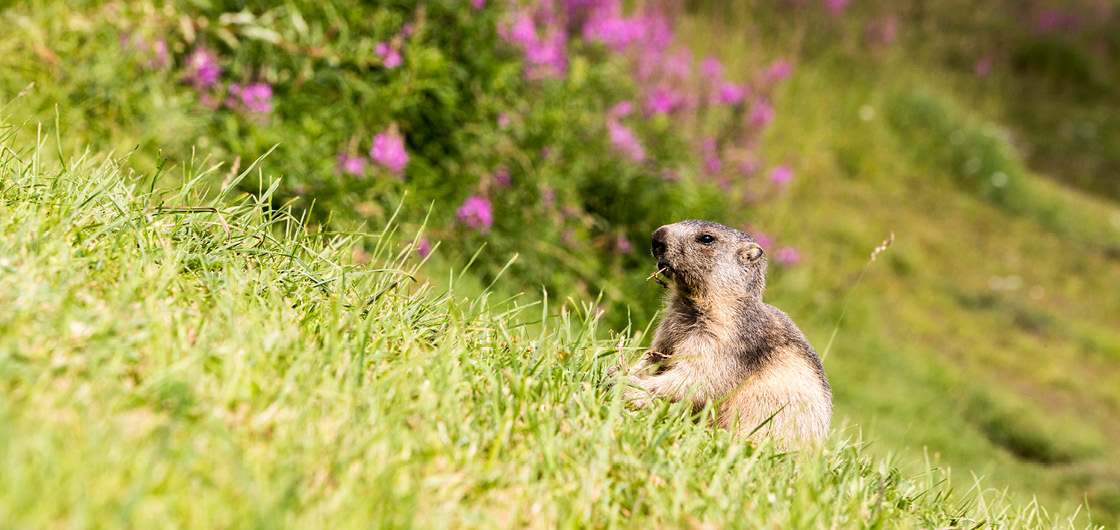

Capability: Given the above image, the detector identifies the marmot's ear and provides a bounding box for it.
[738,242,764,265]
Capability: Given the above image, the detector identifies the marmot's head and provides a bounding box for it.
[651,220,767,300]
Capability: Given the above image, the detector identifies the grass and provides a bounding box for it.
[5,1,1120,527]
[0,118,1105,528]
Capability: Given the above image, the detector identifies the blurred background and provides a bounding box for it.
[3,0,1119,524]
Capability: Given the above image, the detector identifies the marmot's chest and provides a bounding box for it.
[652,328,745,370]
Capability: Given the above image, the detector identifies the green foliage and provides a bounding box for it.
[1,1,736,329]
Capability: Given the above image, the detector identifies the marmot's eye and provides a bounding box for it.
[698,234,716,245]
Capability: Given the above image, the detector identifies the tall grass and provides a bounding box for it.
[0,117,1104,527]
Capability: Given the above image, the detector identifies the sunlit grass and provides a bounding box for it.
[1,119,1106,528]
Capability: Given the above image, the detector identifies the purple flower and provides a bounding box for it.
[150,39,170,70]
[505,12,537,47]
[230,82,273,114]
[494,166,511,187]
[607,120,646,162]
[665,50,693,80]
[337,153,368,176]
[704,155,723,175]
[739,158,760,176]
[644,86,684,115]
[764,60,793,83]
[471,0,486,9]
[716,82,747,105]
[750,230,775,249]
[582,7,649,52]
[616,236,634,254]
[457,195,494,230]
[824,0,851,16]
[370,130,409,174]
[748,100,775,129]
[184,48,221,90]
[975,56,993,77]
[773,247,801,266]
[700,56,723,79]
[333,152,365,175]
[1034,9,1083,35]
[525,32,567,78]
[416,237,432,258]
[401,23,415,37]
[769,165,793,185]
[497,113,511,128]
[542,186,556,206]
[867,15,899,46]
[608,101,634,118]
[376,43,403,69]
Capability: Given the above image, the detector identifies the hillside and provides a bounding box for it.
[0,120,1098,529]
[2,0,1120,527]
[679,0,1120,523]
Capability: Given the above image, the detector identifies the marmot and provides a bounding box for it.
[618,220,832,446]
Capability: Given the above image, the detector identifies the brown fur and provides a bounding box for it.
[620,220,832,446]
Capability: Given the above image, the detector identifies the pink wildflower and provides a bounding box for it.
[764,60,793,83]
[184,48,221,90]
[704,155,722,175]
[230,82,273,114]
[645,85,684,115]
[975,56,993,77]
[665,50,693,80]
[608,101,634,118]
[824,0,851,16]
[150,39,170,70]
[769,165,794,185]
[582,6,649,52]
[337,153,367,176]
[661,168,680,181]
[716,82,747,105]
[750,230,775,250]
[607,120,646,162]
[748,100,776,129]
[700,56,723,79]
[867,15,899,46]
[369,130,409,174]
[739,157,760,176]
[773,247,801,265]
[497,113,511,128]
[471,0,486,9]
[457,195,494,230]
[376,42,403,69]
[494,166,511,187]
[524,32,567,77]
[416,237,432,258]
[506,12,537,47]
[616,236,634,254]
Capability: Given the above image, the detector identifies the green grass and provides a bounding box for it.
[0,119,1103,528]
[5,1,1120,527]
[677,6,1120,525]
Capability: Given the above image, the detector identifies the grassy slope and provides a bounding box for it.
[679,6,1120,526]
[2,1,1120,527]
[3,126,1099,528]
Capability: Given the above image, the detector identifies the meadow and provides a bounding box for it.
[2,0,1120,527]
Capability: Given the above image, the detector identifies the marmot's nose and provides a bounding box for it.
[651,226,669,258]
